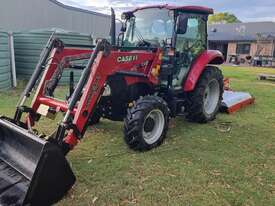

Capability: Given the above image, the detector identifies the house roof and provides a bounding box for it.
[128,4,213,15]
[208,22,275,42]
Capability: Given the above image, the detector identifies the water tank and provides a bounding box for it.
[0,31,11,90]
[13,28,93,83]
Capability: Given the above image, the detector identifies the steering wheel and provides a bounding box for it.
[180,39,204,54]
[185,39,204,52]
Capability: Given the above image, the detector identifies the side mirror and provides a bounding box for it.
[176,15,188,34]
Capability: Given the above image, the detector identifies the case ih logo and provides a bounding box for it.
[117,55,138,63]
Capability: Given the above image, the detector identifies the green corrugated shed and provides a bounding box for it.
[0,31,11,90]
[14,28,92,83]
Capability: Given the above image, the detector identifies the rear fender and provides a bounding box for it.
[183,50,224,92]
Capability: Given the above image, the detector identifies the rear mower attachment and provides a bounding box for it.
[221,78,255,113]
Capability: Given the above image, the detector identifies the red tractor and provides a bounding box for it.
[0,5,224,206]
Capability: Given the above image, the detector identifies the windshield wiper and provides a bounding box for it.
[131,19,151,47]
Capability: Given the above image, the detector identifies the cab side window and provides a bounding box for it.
[176,16,206,56]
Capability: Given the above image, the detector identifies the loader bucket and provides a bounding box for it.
[0,117,75,206]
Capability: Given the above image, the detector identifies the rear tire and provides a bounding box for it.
[186,66,224,123]
[124,96,169,151]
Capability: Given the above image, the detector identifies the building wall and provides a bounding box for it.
[250,42,257,56]
[227,41,274,63]
[208,42,228,60]
[256,41,274,56]
[227,43,237,60]
[0,0,110,37]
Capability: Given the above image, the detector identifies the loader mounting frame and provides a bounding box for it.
[14,38,162,153]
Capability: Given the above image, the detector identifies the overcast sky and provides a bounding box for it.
[60,0,275,22]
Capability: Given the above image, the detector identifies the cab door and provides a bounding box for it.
[172,14,207,89]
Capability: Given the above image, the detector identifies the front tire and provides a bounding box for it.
[88,110,101,125]
[124,96,169,151]
[186,66,224,123]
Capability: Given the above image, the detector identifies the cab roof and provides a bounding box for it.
[127,4,214,15]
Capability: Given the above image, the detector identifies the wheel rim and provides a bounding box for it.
[142,109,165,145]
[203,79,220,115]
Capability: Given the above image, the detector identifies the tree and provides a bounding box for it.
[209,12,241,24]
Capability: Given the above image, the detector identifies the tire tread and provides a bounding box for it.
[124,96,169,151]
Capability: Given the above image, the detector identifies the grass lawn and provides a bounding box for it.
[0,66,275,206]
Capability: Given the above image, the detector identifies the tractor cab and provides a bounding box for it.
[120,5,213,89]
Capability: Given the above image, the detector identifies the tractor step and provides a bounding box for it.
[0,117,75,206]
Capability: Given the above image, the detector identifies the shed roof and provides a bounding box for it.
[208,22,275,42]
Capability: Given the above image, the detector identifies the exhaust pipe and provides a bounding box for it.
[110,8,116,46]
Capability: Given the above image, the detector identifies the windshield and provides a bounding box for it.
[124,8,174,47]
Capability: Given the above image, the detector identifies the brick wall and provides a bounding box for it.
[256,42,274,56]
[227,41,274,64]
[250,43,257,56]
[227,43,237,60]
